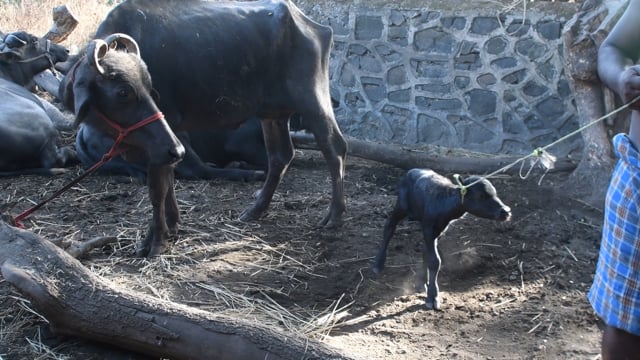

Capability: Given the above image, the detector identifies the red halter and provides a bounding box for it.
[12,110,165,228]
[95,110,165,161]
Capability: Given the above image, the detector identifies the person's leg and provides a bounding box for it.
[602,325,640,360]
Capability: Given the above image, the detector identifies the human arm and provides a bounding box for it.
[598,0,640,109]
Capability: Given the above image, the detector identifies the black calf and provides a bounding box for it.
[372,168,511,310]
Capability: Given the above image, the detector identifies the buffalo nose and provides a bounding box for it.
[169,144,185,164]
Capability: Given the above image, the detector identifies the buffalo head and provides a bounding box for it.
[0,30,69,86]
[60,33,184,167]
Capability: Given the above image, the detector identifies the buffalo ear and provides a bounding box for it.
[59,66,93,128]
[151,88,160,103]
[72,81,92,127]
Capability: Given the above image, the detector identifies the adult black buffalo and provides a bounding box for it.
[0,30,76,175]
[77,0,347,255]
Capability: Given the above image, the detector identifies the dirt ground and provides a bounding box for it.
[0,147,604,359]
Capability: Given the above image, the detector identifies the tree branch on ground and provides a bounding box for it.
[292,133,577,175]
[0,221,354,360]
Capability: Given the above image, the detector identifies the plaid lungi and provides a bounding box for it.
[588,133,640,336]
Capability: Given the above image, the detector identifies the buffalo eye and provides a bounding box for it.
[116,86,133,99]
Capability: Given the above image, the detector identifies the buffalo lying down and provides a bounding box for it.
[75,117,268,181]
[0,31,76,175]
[62,0,347,256]
[372,169,512,310]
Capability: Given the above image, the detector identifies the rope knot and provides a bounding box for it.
[453,173,467,204]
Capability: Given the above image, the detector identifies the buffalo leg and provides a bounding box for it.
[371,203,406,274]
[302,111,347,228]
[175,133,264,181]
[239,118,293,221]
[164,169,179,235]
[420,226,441,310]
[138,164,174,257]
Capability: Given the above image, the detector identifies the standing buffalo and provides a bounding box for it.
[0,30,76,175]
[61,0,346,256]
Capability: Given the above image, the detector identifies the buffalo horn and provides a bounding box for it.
[86,39,108,75]
[5,34,27,48]
[103,33,140,57]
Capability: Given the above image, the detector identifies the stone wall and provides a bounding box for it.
[294,0,583,156]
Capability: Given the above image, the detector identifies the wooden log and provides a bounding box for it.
[0,221,354,360]
[292,133,577,175]
[42,5,79,43]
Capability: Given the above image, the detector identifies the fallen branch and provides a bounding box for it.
[49,236,118,259]
[292,133,577,174]
[0,221,354,360]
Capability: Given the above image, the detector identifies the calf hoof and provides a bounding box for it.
[370,265,383,276]
[371,257,385,276]
[425,296,441,311]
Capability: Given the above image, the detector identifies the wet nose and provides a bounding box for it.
[169,143,186,164]
[500,206,512,220]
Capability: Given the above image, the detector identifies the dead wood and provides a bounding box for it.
[0,221,354,360]
[292,133,577,175]
[42,5,78,43]
[49,236,118,259]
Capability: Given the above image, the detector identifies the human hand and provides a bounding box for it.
[619,65,640,110]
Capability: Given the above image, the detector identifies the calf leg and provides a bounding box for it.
[420,227,442,310]
[239,118,293,221]
[138,164,174,257]
[371,203,406,274]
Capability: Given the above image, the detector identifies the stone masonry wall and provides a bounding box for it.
[294,0,583,156]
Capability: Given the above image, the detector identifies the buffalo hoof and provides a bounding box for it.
[136,230,169,257]
[227,169,265,182]
[239,206,261,222]
[317,211,344,229]
[248,170,266,182]
[425,296,441,311]
[136,242,167,257]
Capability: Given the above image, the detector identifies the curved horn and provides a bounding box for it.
[5,33,27,48]
[86,39,108,75]
[103,33,140,57]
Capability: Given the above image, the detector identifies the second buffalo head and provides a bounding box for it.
[60,33,184,167]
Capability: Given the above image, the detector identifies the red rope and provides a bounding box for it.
[12,111,164,228]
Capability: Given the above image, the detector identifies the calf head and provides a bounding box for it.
[0,31,69,86]
[61,33,184,166]
[461,176,511,221]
